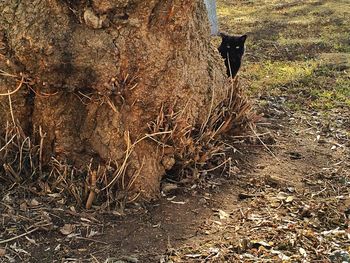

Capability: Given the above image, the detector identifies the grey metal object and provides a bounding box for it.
[204,0,219,36]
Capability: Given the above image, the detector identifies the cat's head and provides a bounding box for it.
[219,33,247,56]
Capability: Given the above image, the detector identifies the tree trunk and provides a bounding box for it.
[0,0,251,202]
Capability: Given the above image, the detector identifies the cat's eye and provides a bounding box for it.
[235,46,240,49]
[226,45,231,48]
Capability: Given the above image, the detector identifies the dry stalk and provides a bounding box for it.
[27,86,58,97]
[0,227,39,245]
[101,131,132,191]
[0,122,41,184]
[199,157,231,173]
[104,95,118,113]
[3,163,21,182]
[7,93,15,126]
[146,77,256,182]
[124,157,145,203]
[39,126,46,175]
[0,134,16,152]
[0,76,24,96]
[249,123,279,161]
[101,130,173,193]
[18,136,30,174]
[86,170,97,209]
[0,69,18,78]
[200,82,215,137]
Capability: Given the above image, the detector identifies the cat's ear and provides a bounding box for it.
[220,32,229,40]
[240,34,248,43]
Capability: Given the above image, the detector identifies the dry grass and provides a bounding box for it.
[148,78,257,182]
[0,57,257,211]
[0,121,42,185]
[0,75,256,208]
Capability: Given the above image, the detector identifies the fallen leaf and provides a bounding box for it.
[54,244,61,251]
[30,199,40,207]
[87,229,99,237]
[25,236,37,245]
[218,209,230,220]
[48,193,61,198]
[9,243,29,254]
[271,249,290,261]
[208,247,219,254]
[287,187,295,193]
[60,224,74,235]
[286,196,295,203]
[321,229,346,236]
[210,220,222,227]
[170,200,187,205]
[80,217,92,223]
[19,202,28,211]
[161,183,178,194]
[0,248,5,257]
[276,192,288,200]
[270,201,280,208]
[299,247,307,257]
[251,240,272,249]
[58,199,66,205]
[185,254,202,258]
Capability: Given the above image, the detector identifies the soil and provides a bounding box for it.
[1,98,349,263]
[1,0,350,262]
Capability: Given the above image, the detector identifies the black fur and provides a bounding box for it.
[218,33,247,78]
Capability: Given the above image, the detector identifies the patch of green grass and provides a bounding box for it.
[277,37,323,46]
[310,87,350,109]
[218,0,350,111]
[242,60,317,91]
[242,59,350,109]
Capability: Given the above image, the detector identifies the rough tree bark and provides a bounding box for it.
[0,0,246,201]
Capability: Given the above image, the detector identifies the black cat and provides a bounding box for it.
[218,33,247,78]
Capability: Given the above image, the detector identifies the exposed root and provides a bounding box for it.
[0,76,24,97]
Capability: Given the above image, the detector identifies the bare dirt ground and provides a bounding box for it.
[1,0,350,262]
